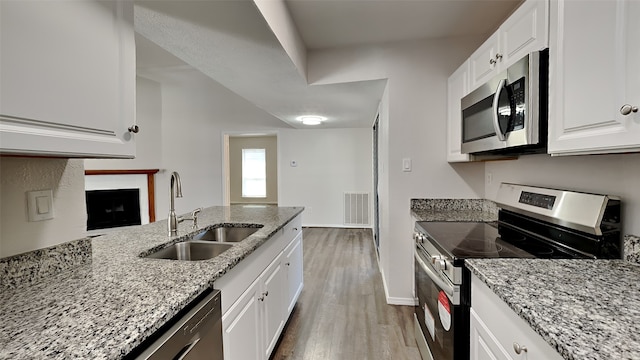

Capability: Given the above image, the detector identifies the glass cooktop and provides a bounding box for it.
[415,221,577,260]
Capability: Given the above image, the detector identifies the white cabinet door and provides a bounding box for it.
[471,274,564,360]
[0,0,136,158]
[222,278,263,360]
[470,309,513,360]
[499,0,549,69]
[261,253,286,359]
[469,32,500,91]
[447,61,473,162]
[284,232,304,315]
[468,0,549,93]
[548,0,640,155]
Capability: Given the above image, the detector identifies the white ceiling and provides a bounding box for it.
[287,0,522,50]
[134,0,521,129]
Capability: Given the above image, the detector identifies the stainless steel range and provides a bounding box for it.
[413,183,621,360]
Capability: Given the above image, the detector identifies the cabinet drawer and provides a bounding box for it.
[281,215,302,245]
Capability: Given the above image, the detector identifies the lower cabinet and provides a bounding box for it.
[470,274,563,360]
[284,232,304,316]
[218,217,303,360]
[223,252,286,360]
[262,253,286,358]
[221,278,262,360]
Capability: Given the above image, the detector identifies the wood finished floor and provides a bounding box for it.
[272,227,421,360]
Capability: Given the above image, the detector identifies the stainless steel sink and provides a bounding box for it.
[145,241,233,261]
[192,226,262,243]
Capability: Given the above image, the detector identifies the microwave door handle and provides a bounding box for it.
[492,79,508,141]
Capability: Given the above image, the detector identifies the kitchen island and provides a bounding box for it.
[466,258,640,360]
[0,205,303,359]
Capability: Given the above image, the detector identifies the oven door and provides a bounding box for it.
[414,248,467,360]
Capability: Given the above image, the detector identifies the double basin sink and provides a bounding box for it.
[145,226,262,261]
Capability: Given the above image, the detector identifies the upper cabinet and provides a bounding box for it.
[548,0,640,156]
[469,0,549,92]
[0,0,136,158]
[447,61,473,162]
[448,0,548,163]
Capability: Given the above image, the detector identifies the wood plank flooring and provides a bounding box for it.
[272,227,421,360]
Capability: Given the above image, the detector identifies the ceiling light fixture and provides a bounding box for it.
[297,115,326,126]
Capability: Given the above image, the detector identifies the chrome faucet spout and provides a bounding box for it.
[168,171,183,236]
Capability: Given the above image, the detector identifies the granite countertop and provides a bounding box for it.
[466,259,640,360]
[0,205,303,360]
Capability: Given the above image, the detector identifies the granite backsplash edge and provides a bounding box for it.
[625,235,640,265]
[0,237,92,289]
[410,198,498,214]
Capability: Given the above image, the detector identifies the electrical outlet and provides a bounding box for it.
[487,173,493,185]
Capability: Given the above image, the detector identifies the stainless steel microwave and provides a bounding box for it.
[461,50,548,155]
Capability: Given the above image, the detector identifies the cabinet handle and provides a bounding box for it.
[293,227,299,231]
[264,291,269,297]
[128,125,140,133]
[489,58,497,65]
[258,295,265,302]
[513,342,528,354]
[495,53,503,61]
[285,262,290,266]
[620,104,638,115]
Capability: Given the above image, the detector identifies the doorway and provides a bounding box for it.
[225,134,278,205]
[372,114,380,254]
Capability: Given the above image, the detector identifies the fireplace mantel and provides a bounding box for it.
[85,169,159,222]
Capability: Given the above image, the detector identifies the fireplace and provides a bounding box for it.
[84,169,158,233]
[86,189,141,230]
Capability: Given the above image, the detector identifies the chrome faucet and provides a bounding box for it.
[168,171,183,236]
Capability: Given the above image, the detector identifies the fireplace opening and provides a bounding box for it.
[86,189,142,230]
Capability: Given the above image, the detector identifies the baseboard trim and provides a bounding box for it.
[303,224,373,229]
[378,265,417,306]
[387,296,418,306]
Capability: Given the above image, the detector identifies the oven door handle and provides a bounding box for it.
[415,250,460,305]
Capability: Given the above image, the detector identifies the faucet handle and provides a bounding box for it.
[191,208,202,230]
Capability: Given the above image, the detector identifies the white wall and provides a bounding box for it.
[486,153,640,236]
[308,36,487,303]
[278,128,373,226]
[0,158,86,257]
[156,69,288,217]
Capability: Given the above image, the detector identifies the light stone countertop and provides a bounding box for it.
[0,205,303,360]
[466,259,640,360]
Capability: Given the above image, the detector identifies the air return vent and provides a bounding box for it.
[344,192,370,226]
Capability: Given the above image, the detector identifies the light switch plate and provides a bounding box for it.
[402,158,412,172]
[27,189,54,221]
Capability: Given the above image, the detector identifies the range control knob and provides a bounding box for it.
[431,255,447,271]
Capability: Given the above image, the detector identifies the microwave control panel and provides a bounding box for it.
[509,77,526,130]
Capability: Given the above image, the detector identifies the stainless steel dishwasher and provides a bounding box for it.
[135,289,223,360]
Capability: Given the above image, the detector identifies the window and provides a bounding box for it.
[242,148,267,198]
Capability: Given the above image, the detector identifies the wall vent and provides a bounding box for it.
[344,192,370,226]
